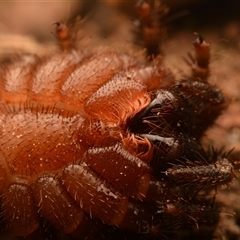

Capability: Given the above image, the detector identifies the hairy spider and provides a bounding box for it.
[0,1,235,240]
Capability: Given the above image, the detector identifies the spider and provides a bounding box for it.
[0,1,235,240]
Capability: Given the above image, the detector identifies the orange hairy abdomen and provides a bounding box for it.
[0,50,158,237]
[0,52,151,173]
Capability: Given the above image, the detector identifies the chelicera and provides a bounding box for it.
[0,1,235,240]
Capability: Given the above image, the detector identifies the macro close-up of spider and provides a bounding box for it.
[0,1,240,240]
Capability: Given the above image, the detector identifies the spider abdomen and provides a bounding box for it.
[0,49,161,237]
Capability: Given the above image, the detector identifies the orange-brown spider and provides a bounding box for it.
[0,1,235,240]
